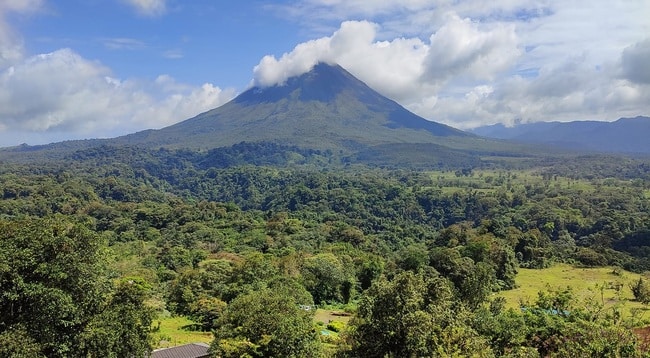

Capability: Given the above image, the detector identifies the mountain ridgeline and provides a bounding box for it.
[471,116,650,154]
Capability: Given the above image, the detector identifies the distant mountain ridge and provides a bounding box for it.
[471,116,650,154]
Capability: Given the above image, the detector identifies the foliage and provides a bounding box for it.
[1,146,650,355]
[327,320,346,333]
[0,217,153,357]
[211,288,321,358]
[631,277,650,304]
[346,271,494,357]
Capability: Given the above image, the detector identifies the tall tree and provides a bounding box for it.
[347,271,493,357]
[0,216,153,357]
[211,288,321,358]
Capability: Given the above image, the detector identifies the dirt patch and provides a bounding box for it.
[314,309,352,324]
[633,326,650,352]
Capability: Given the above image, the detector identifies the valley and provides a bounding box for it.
[1,63,649,357]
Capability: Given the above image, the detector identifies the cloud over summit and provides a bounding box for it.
[252,15,519,117]
[256,1,650,128]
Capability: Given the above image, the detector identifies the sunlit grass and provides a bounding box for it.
[426,169,598,196]
[496,264,650,322]
[152,315,212,349]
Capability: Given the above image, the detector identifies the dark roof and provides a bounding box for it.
[150,343,210,358]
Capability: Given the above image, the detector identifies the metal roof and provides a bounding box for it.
[150,343,210,358]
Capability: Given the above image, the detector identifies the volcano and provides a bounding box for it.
[121,63,470,151]
[6,63,523,167]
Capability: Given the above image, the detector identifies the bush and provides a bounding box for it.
[327,320,346,333]
[631,277,650,304]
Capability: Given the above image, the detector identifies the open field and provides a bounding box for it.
[152,315,212,349]
[428,169,598,195]
[496,264,650,321]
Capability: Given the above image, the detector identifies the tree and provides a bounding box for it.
[347,271,493,357]
[211,289,321,358]
[0,326,45,358]
[189,296,228,331]
[430,247,495,309]
[301,253,352,304]
[395,243,429,272]
[79,278,155,357]
[0,217,153,357]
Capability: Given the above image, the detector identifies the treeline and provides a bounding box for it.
[1,145,650,356]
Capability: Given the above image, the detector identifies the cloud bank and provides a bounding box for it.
[0,49,234,144]
[259,1,650,128]
[0,1,235,146]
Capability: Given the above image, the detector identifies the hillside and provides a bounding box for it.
[0,63,544,168]
[117,63,469,151]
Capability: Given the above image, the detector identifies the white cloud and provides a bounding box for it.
[162,49,184,59]
[253,16,519,110]
[423,13,519,83]
[252,20,431,101]
[259,0,650,128]
[121,0,166,17]
[0,0,43,68]
[0,48,235,145]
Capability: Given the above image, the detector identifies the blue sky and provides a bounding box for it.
[17,1,303,87]
[0,0,649,146]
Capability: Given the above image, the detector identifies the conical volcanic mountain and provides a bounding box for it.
[121,63,470,151]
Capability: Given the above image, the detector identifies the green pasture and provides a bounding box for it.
[152,315,212,349]
[428,169,598,195]
[496,264,650,321]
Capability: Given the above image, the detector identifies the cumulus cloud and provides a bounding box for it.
[121,0,166,17]
[0,49,235,145]
[253,16,518,105]
[0,0,43,68]
[621,38,650,85]
[257,0,650,128]
[424,14,519,83]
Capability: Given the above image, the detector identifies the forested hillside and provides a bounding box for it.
[2,145,650,357]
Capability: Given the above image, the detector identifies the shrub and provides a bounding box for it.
[327,320,346,333]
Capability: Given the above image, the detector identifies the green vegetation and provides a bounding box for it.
[152,316,212,348]
[1,144,650,356]
[498,264,647,317]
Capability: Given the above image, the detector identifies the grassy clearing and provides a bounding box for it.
[496,264,650,321]
[427,169,597,196]
[152,315,212,349]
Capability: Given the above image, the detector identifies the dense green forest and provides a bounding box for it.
[2,144,650,357]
